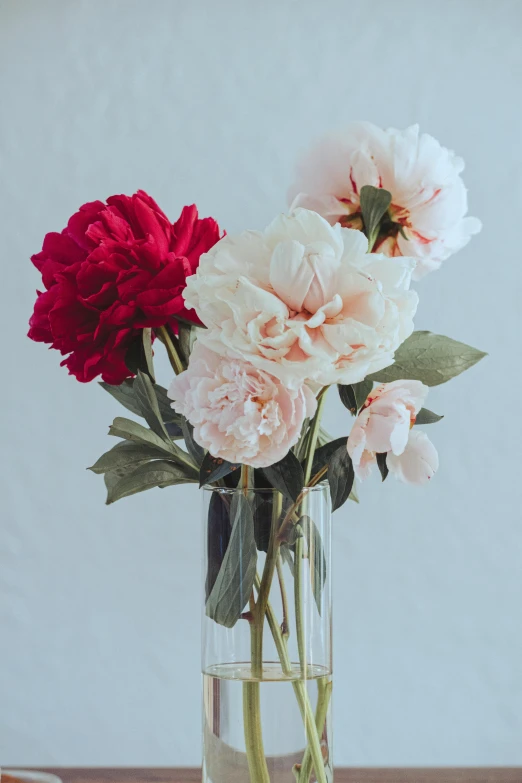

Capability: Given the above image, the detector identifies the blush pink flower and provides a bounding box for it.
[167,342,317,468]
[347,379,438,485]
[289,122,481,279]
[184,209,417,389]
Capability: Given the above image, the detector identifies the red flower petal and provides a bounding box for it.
[28,191,222,382]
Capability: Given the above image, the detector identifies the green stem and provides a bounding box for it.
[276,554,290,640]
[157,325,185,375]
[243,680,270,783]
[298,677,332,783]
[303,388,329,485]
[245,483,328,782]
[255,491,282,631]
[258,583,328,783]
[241,465,270,783]
[293,388,329,783]
[294,527,306,675]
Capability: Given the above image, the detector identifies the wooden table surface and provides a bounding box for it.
[17,769,520,783]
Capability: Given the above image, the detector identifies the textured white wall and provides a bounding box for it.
[1,0,522,767]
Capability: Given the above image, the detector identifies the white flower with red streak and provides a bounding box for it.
[347,379,439,485]
[183,208,418,389]
[289,122,481,279]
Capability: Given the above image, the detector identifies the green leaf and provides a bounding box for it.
[338,384,357,414]
[263,450,304,503]
[88,441,168,474]
[376,452,389,482]
[367,331,487,387]
[142,327,155,381]
[205,491,232,600]
[310,437,349,478]
[327,446,355,512]
[109,416,174,452]
[104,468,127,499]
[415,407,444,425]
[359,185,392,249]
[338,380,373,415]
[100,379,143,417]
[206,493,257,628]
[353,380,373,409]
[199,452,241,487]
[181,417,205,466]
[153,384,181,424]
[300,515,326,616]
[108,416,198,476]
[252,495,274,553]
[106,460,196,504]
[100,378,182,427]
[178,321,197,364]
[125,328,155,381]
[134,371,170,440]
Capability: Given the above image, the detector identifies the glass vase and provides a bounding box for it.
[201,481,333,783]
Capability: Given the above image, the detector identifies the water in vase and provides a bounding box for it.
[202,662,333,783]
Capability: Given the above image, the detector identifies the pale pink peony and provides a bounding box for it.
[347,379,438,485]
[167,342,317,468]
[184,209,418,389]
[289,122,481,279]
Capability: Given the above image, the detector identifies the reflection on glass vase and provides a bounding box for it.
[202,481,333,783]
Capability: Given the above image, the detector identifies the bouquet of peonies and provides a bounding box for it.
[28,122,485,782]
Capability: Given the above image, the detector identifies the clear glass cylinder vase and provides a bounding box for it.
[201,481,333,783]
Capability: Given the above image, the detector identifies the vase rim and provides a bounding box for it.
[201,479,329,494]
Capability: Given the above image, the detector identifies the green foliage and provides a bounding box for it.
[367,331,487,387]
[124,327,155,381]
[415,408,444,424]
[262,451,304,503]
[99,377,182,434]
[105,460,197,504]
[376,453,389,482]
[300,515,326,615]
[92,371,198,504]
[206,493,257,628]
[359,185,392,249]
[338,380,373,415]
[327,446,355,512]
[199,453,241,487]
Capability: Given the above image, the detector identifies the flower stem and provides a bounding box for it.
[243,680,270,783]
[255,491,282,629]
[293,389,330,783]
[241,464,270,783]
[157,325,185,375]
[303,387,329,485]
[257,576,328,783]
[276,554,290,640]
[294,525,306,675]
[298,676,332,783]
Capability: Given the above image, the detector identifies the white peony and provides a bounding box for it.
[288,122,481,279]
[347,380,439,485]
[167,342,317,469]
[184,209,418,388]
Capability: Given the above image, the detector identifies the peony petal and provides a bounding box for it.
[387,429,439,485]
[269,239,312,312]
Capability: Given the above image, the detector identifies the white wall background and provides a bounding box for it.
[1,0,521,767]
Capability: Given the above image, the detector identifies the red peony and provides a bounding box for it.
[28,190,222,383]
